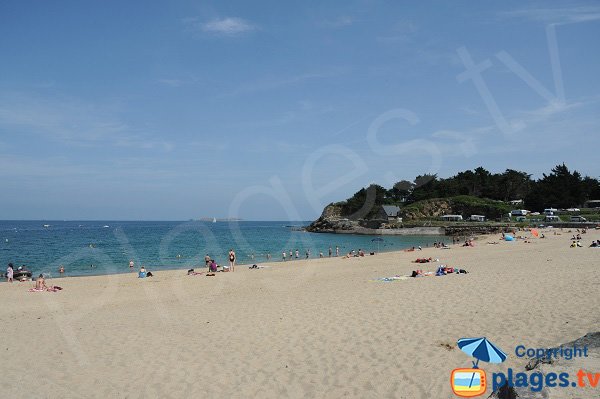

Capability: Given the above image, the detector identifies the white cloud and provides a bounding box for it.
[320,15,354,28]
[0,92,174,151]
[196,17,257,36]
[501,6,600,25]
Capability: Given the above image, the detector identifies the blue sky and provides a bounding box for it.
[1,0,599,220]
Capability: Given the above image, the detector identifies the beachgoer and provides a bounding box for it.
[204,254,211,266]
[129,260,134,269]
[328,247,332,257]
[139,266,147,278]
[282,251,287,261]
[210,260,218,272]
[6,263,13,283]
[228,249,236,272]
[35,274,47,290]
[267,253,271,260]
[59,265,64,274]
[336,246,339,257]
[295,250,299,259]
[289,250,293,260]
[319,252,324,258]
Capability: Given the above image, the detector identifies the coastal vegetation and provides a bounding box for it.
[330,164,600,222]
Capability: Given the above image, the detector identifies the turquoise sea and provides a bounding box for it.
[1,221,447,278]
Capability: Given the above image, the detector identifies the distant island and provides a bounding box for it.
[306,164,600,236]
[198,217,244,222]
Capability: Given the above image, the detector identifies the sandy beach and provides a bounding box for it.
[1,229,599,398]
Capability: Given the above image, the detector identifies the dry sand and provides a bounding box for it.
[1,229,599,398]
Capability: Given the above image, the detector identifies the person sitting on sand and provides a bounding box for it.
[35,274,48,290]
[139,266,147,278]
[209,260,218,273]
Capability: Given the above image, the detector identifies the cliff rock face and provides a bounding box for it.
[320,204,343,220]
[305,204,358,233]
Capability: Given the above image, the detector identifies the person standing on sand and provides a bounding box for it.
[336,246,339,257]
[6,263,13,283]
[282,251,286,261]
[328,247,332,257]
[204,254,211,266]
[129,260,134,269]
[295,249,299,259]
[228,249,236,272]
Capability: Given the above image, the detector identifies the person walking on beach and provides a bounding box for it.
[6,263,13,283]
[228,249,236,272]
[282,251,287,261]
[336,246,339,257]
[295,249,299,259]
[328,247,332,257]
[289,250,293,260]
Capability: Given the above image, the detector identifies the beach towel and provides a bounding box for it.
[376,276,411,282]
[28,286,62,292]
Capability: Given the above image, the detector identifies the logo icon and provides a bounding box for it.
[451,368,487,397]
[451,337,507,397]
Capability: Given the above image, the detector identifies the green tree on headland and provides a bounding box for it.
[336,164,600,218]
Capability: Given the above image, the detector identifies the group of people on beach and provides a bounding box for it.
[281,246,341,261]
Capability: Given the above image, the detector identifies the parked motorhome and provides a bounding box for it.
[469,215,486,222]
[570,216,587,222]
[511,210,528,216]
[441,215,463,222]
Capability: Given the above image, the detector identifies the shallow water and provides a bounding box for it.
[0,220,447,278]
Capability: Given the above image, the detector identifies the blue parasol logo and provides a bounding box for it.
[450,337,507,397]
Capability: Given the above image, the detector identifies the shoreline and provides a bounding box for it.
[2,232,456,280]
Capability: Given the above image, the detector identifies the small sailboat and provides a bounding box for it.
[212,217,217,223]
[103,225,110,228]
[43,224,51,228]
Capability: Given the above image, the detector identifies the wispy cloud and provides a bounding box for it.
[320,15,355,28]
[376,20,417,43]
[501,5,600,25]
[220,69,345,98]
[0,92,174,151]
[184,16,257,36]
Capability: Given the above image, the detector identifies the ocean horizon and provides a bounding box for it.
[1,220,447,278]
